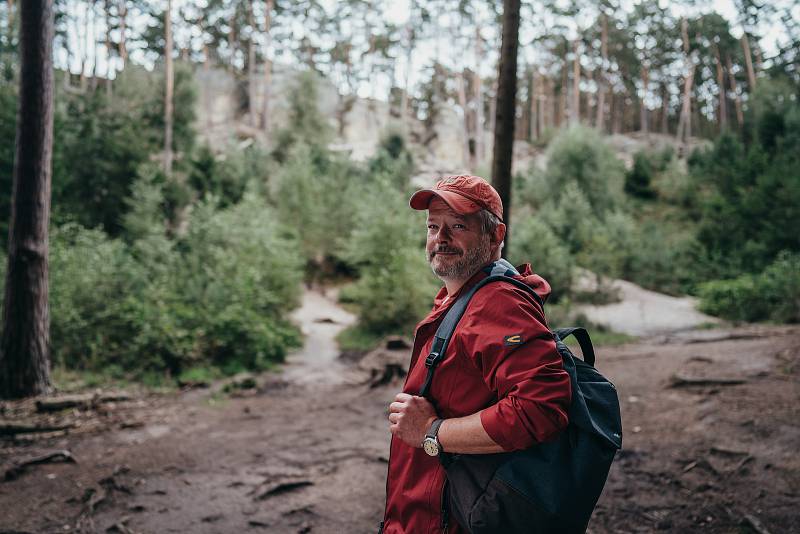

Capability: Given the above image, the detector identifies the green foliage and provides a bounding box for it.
[340,176,438,336]
[272,71,332,163]
[543,126,626,216]
[625,151,657,199]
[508,213,574,301]
[698,252,800,323]
[271,142,364,268]
[41,187,304,379]
[43,64,197,237]
[368,130,414,190]
[689,86,800,279]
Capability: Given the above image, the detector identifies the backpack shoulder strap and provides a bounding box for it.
[553,327,596,367]
[418,261,544,399]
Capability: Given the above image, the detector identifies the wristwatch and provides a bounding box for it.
[422,418,445,456]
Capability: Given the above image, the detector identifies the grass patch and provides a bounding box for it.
[336,322,412,353]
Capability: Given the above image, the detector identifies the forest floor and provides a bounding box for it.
[1,288,798,534]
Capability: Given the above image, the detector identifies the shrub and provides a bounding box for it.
[698,252,800,323]
[625,151,657,199]
[271,142,365,269]
[340,176,439,336]
[38,189,305,379]
[544,126,626,216]
[509,214,574,301]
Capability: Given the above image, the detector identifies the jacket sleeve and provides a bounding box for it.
[455,284,572,451]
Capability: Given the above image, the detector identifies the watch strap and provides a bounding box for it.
[426,418,444,440]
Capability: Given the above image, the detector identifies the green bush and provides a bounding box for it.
[509,213,574,301]
[698,252,800,323]
[340,176,438,336]
[41,187,304,379]
[543,126,626,216]
[271,142,365,270]
[625,151,657,199]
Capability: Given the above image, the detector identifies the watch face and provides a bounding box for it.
[423,438,439,456]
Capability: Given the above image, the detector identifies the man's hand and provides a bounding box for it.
[388,393,438,448]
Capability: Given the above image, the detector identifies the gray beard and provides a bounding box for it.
[428,236,492,281]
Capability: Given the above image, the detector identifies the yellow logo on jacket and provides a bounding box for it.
[503,334,523,346]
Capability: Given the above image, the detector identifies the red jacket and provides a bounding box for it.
[382,264,572,534]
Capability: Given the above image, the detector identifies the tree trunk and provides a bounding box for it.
[529,68,537,141]
[726,54,744,127]
[595,14,607,131]
[6,0,14,41]
[472,25,484,168]
[457,70,470,169]
[714,44,727,130]
[676,18,694,146]
[640,65,649,135]
[491,0,520,258]
[118,0,127,65]
[558,62,567,127]
[246,0,258,128]
[741,34,756,90]
[660,83,669,134]
[89,0,98,91]
[261,0,273,135]
[104,0,112,97]
[570,38,580,125]
[79,4,88,90]
[163,0,173,176]
[1,0,54,399]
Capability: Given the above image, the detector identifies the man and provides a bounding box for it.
[381,175,572,533]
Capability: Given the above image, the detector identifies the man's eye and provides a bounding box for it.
[427,224,437,230]
[453,224,465,230]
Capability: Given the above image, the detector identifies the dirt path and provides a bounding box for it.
[1,291,798,534]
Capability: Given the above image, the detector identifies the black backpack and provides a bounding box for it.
[420,259,623,534]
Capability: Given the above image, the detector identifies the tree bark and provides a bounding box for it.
[640,65,649,135]
[6,0,14,41]
[558,61,567,127]
[246,0,258,128]
[676,18,694,146]
[661,83,669,134]
[529,68,537,141]
[741,34,756,90]
[117,0,127,65]
[104,0,113,97]
[570,38,580,125]
[1,0,54,399]
[714,44,727,130]
[595,13,607,131]
[491,0,520,258]
[473,24,484,168]
[457,70,470,169]
[163,0,173,176]
[261,0,273,135]
[726,54,744,127]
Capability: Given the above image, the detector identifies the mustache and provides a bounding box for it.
[430,247,462,258]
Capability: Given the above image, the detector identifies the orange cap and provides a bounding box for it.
[409,175,504,221]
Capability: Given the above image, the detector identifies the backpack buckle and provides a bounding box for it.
[425,352,440,368]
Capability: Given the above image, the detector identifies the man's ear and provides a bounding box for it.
[493,223,507,245]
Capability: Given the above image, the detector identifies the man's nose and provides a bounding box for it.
[434,225,452,241]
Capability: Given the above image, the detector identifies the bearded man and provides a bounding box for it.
[380,175,572,533]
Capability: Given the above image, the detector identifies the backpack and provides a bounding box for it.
[419,259,622,534]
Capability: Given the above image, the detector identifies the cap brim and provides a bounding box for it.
[409,189,482,215]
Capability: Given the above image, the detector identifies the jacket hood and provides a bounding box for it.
[515,263,552,304]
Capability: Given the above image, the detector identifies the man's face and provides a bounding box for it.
[426,198,492,281]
